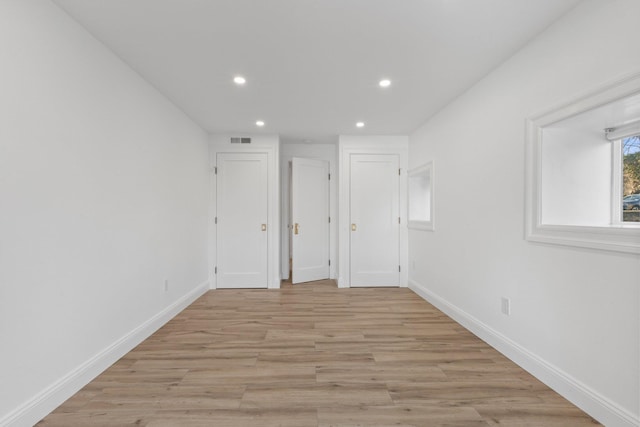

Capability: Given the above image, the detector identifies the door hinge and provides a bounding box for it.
[328,173,331,180]
[328,216,331,223]
[215,217,218,224]
[398,217,401,224]
[398,265,401,272]
[398,168,401,176]
[328,260,331,266]
[215,266,217,274]
[214,166,217,175]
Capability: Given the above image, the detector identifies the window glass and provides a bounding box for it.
[623,135,640,222]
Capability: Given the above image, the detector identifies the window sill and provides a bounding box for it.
[526,223,640,254]
[408,220,434,231]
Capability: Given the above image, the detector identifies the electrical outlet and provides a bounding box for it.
[501,297,510,316]
[164,279,169,292]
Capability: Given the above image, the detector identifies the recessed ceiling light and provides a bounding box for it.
[379,79,391,88]
[356,122,365,128]
[256,120,265,127]
[233,76,246,85]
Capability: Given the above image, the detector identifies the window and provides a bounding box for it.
[622,135,640,222]
[525,72,640,254]
[408,161,434,231]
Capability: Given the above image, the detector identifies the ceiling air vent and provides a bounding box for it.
[230,137,251,144]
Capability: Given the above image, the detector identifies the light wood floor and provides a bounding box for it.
[39,280,599,426]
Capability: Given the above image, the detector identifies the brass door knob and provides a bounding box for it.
[351,223,357,231]
[261,224,267,231]
[294,223,300,235]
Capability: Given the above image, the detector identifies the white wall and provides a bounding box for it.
[408,1,640,426]
[209,134,280,289]
[280,143,338,280]
[541,128,612,226]
[0,1,210,425]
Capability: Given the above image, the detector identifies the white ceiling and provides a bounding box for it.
[52,0,581,144]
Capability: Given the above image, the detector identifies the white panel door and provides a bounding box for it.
[216,152,268,288]
[291,157,330,284]
[350,154,400,287]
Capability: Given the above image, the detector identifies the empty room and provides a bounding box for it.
[1,0,639,426]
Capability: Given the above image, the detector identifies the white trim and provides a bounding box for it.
[525,71,640,255]
[407,221,433,231]
[408,161,435,231]
[612,140,623,225]
[606,121,640,141]
[336,276,348,288]
[209,164,217,289]
[528,72,640,129]
[526,223,640,254]
[1,282,209,427]
[408,279,639,427]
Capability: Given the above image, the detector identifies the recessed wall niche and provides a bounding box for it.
[408,161,434,231]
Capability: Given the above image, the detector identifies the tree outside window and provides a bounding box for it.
[623,135,640,222]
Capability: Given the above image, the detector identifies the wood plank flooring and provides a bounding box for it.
[39,280,599,426]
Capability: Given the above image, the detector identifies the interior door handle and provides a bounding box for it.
[351,223,357,231]
[294,223,299,235]
[261,224,267,231]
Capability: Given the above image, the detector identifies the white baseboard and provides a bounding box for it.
[269,274,281,289]
[408,279,639,427]
[1,281,209,427]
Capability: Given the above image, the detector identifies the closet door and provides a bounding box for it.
[216,152,268,288]
[349,154,400,287]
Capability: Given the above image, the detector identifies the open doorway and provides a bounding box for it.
[289,158,330,284]
[280,143,337,285]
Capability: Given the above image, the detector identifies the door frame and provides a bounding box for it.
[338,136,409,288]
[280,143,337,281]
[215,152,269,288]
[291,157,330,284]
[349,153,400,287]
[209,135,280,289]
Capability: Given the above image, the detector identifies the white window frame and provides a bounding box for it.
[408,161,435,231]
[525,72,640,255]
[609,124,640,226]
[611,139,624,226]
